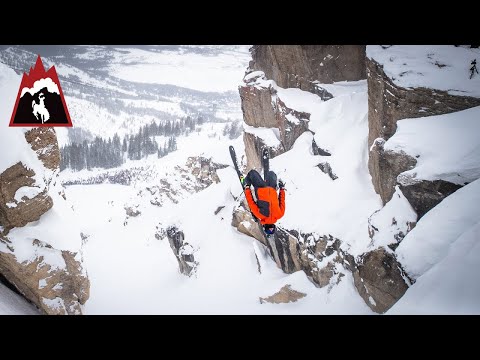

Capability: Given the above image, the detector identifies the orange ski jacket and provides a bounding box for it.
[245,187,285,225]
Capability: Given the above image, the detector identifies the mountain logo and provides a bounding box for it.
[9,55,73,127]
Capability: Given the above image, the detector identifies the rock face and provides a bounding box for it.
[240,72,309,171]
[367,57,480,207]
[0,163,53,230]
[24,128,60,171]
[0,238,89,315]
[352,247,409,313]
[0,128,90,315]
[259,284,306,304]
[165,226,198,277]
[399,180,463,219]
[249,45,367,89]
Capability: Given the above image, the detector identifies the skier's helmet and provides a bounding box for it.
[264,224,276,235]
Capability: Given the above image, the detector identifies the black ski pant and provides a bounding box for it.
[246,169,277,189]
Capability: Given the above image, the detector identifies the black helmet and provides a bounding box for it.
[264,224,276,235]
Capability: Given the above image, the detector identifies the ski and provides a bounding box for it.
[262,146,270,180]
[229,145,244,189]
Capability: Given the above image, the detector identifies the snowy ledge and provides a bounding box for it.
[384,105,480,185]
[366,45,480,98]
[243,123,281,147]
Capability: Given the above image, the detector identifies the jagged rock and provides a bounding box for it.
[232,205,345,287]
[0,238,89,315]
[317,162,338,180]
[166,226,198,277]
[243,132,283,172]
[239,79,277,128]
[0,163,53,231]
[24,128,60,171]
[369,139,417,205]
[240,71,310,171]
[367,57,480,204]
[311,86,334,101]
[231,202,267,246]
[249,45,367,88]
[400,180,463,219]
[185,156,227,187]
[125,206,141,217]
[265,227,302,274]
[312,138,331,156]
[353,247,409,314]
[276,98,310,152]
[259,284,306,304]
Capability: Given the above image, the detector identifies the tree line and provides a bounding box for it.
[60,116,204,171]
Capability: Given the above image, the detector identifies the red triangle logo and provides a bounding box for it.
[9,55,73,127]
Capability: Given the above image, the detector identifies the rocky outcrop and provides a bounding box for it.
[0,128,90,314]
[249,45,366,89]
[259,284,306,304]
[317,162,338,180]
[24,128,60,171]
[352,247,409,313]
[232,206,411,313]
[240,72,310,170]
[232,206,346,287]
[231,202,267,245]
[399,180,463,219]
[369,140,418,205]
[240,46,364,172]
[0,128,62,231]
[0,237,89,315]
[125,206,141,217]
[367,57,480,206]
[186,156,227,187]
[0,163,53,231]
[243,133,283,173]
[165,226,198,277]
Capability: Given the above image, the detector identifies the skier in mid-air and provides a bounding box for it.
[240,169,286,235]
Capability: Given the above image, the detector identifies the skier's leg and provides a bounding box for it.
[266,171,277,189]
[246,169,266,188]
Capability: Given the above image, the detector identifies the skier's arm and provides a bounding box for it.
[278,189,286,218]
[245,188,266,221]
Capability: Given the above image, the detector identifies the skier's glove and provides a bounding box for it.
[278,179,285,190]
[241,176,251,190]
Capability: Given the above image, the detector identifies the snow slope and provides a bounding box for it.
[0,283,39,315]
[389,179,480,314]
[63,123,372,314]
